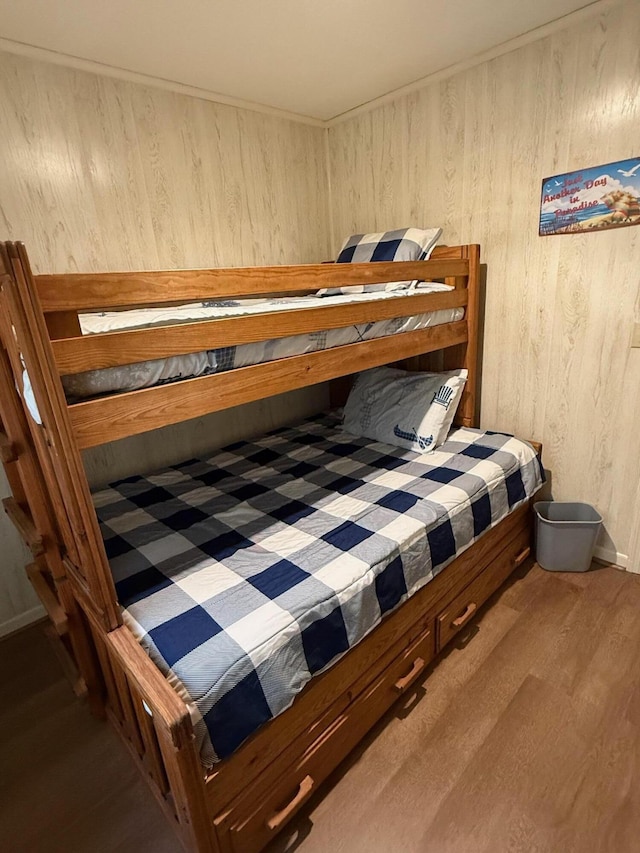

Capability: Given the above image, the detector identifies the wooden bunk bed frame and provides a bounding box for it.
[0,240,538,853]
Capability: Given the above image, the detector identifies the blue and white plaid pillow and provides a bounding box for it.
[319,227,442,295]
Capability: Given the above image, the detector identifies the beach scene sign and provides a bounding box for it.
[540,157,640,236]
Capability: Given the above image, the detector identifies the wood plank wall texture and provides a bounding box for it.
[1,0,639,633]
[328,0,640,568]
[0,51,331,634]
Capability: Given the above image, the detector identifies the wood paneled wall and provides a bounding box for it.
[0,51,331,633]
[2,1,639,634]
[328,0,640,565]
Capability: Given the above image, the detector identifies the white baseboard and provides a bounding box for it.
[593,545,629,570]
[0,604,46,639]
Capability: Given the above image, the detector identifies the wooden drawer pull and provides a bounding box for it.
[266,775,314,831]
[394,656,426,693]
[514,546,531,567]
[0,429,18,464]
[452,601,477,628]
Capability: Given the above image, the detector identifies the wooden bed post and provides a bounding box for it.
[107,627,220,853]
[459,243,480,427]
[329,243,481,425]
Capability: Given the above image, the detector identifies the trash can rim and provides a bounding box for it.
[534,501,602,525]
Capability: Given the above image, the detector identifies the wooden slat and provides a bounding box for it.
[111,660,145,758]
[25,562,68,635]
[2,496,44,555]
[0,428,18,463]
[35,259,469,312]
[52,288,468,374]
[430,246,465,260]
[69,322,468,448]
[104,705,181,831]
[131,691,171,797]
[91,625,124,723]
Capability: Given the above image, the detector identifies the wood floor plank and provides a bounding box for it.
[4,565,640,853]
[417,674,586,853]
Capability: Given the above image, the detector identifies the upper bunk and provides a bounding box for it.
[6,242,480,449]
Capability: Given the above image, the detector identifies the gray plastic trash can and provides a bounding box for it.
[534,502,602,572]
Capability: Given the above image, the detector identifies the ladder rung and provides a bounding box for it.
[0,429,17,464]
[26,562,69,636]
[2,497,44,555]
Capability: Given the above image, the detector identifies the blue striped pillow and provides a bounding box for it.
[337,227,441,264]
[320,227,442,295]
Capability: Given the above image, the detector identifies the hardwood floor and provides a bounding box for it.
[2,563,640,852]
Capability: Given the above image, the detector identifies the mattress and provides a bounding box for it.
[63,284,463,400]
[93,413,544,767]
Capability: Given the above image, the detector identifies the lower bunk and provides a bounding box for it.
[78,413,543,853]
[86,496,535,853]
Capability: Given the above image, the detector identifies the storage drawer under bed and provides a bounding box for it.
[221,624,435,853]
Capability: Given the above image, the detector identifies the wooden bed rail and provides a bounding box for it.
[35,258,469,313]
[52,288,468,375]
[68,322,468,448]
[1,242,480,450]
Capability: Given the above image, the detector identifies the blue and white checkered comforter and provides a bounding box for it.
[93,414,544,766]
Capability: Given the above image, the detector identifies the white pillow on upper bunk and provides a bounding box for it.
[342,366,467,453]
[318,227,442,296]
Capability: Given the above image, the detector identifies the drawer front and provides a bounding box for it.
[225,625,435,853]
[437,528,530,650]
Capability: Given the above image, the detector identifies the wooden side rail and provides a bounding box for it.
[68,321,468,448]
[52,288,468,374]
[3,496,44,555]
[36,258,469,312]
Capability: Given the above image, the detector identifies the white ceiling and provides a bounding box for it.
[0,0,600,121]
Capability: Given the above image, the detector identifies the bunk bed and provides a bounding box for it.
[0,240,543,853]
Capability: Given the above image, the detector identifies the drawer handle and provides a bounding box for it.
[514,546,531,567]
[394,656,426,693]
[266,775,314,831]
[452,602,477,628]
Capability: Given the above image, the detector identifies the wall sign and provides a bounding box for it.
[539,157,640,236]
